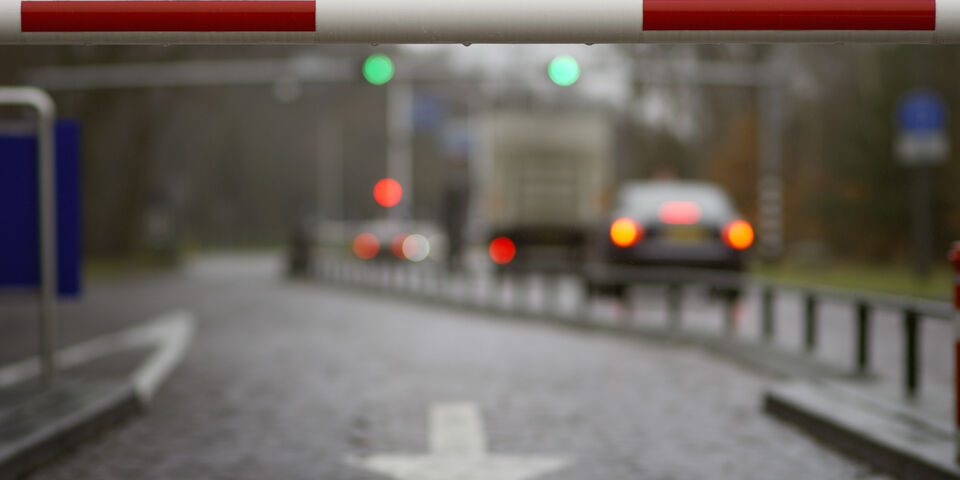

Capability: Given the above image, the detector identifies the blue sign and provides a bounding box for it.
[0,120,82,296]
[413,94,444,131]
[898,90,948,133]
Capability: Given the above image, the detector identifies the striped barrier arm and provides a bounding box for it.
[1,0,959,44]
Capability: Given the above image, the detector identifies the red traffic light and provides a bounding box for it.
[373,178,403,207]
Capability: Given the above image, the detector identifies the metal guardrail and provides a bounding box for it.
[312,255,952,399]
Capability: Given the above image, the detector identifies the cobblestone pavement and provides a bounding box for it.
[8,254,890,479]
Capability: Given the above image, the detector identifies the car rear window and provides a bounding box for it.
[615,182,736,220]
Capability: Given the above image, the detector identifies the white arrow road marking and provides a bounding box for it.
[346,402,572,480]
[0,310,196,402]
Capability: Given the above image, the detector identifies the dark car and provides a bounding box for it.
[585,180,754,296]
[350,219,447,264]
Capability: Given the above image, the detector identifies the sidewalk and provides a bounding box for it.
[741,291,959,480]
[765,379,959,480]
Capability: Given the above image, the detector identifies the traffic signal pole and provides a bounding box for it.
[387,82,414,221]
[1,0,959,44]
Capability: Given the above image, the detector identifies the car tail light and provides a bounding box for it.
[353,233,380,259]
[658,201,701,225]
[489,237,516,264]
[391,233,408,258]
[723,220,754,250]
[610,217,642,247]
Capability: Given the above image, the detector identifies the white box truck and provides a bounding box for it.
[478,109,613,273]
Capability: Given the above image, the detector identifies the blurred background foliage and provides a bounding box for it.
[0,44,958,277]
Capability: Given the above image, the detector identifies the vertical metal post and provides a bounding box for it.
[904,308,920,398]
[723,293,736,336]
[387,81,414,221]
[757,62,784,261]
[318,115,343,222]
[37,93,57,384]
[761,286,774,341]
[911,166,933,278]
[544,275,559,319]
[855,302,872,375]
[578,280,591,322]
[946,241,960,462]
[0,88,58,383]
[667,284,682,329]
[804,293,817,353]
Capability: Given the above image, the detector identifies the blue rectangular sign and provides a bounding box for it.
[0,120,82,296]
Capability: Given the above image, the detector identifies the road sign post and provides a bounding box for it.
[0,87,58,382]
[896,90,950,278]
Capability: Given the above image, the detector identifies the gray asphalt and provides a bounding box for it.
[9,254,889,479]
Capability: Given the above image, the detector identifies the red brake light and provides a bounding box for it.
[489,237,516,264]
[723,220,754,250]
[391,233,408,258]
[610,218,642,247]
[658,201,701,225]
[353,233,380,259]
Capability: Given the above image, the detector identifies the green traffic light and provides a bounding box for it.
[363,54,394,85]
[548,55,580,87]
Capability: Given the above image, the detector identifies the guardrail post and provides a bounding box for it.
[723,292,736,336]
[448,270,460,305]
[761,287,774,342]
[503,274,515,313]
[947,241,960,463]
[855,301,872,375]
[530,274,543,316]
[578,280,591,322]
[904,308,920,398]
[546,275,560,319]
[804,293,817,353]
[667,284,683,329]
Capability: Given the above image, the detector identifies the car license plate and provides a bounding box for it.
[665,226,706,243]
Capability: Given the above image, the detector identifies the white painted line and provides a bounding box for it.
[131,311,196,401]
[347,402,572,480]
[429,403,485,458]
[0,310,196,403]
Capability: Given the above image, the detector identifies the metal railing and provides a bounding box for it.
[312,255,953,399]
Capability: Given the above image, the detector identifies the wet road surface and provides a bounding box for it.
[7,255,888,479]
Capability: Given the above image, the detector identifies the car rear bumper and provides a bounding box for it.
[586,239,745,286]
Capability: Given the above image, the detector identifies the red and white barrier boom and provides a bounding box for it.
[1,0,959,44]
[951,242,960,462]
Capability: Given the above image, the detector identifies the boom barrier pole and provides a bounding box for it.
[1,0,960,44]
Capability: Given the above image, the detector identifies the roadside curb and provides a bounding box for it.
[0,383,140,480]
[764,381,960,480]
[0,311,196,479]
